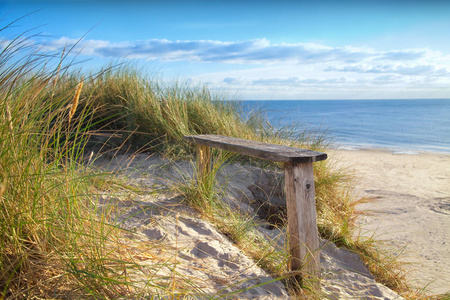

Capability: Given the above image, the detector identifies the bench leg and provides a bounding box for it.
[284,162,320,288]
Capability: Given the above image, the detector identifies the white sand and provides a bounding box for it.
[332,149,450,295]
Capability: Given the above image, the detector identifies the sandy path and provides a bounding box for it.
[331,149,450,295]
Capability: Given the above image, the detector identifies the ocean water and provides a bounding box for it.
[240,99,450,154]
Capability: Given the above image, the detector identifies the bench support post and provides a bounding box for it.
[284,162,320,288]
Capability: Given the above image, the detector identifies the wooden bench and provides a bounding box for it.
[183,134,327,287]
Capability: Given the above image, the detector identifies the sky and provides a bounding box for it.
[2,0,450,100]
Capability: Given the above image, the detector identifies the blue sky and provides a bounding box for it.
[2,0,450,100]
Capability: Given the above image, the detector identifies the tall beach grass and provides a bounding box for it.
[0,24,130,298]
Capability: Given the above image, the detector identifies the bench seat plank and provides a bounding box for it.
[183,134,327,163]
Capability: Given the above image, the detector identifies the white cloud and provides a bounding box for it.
[223,77,242,85]
[34,36,450,99]
[325,63,449,76]
[377,49,426,61]
[193,63,450,99]
[251,77,348,87]
[37,37,438,65]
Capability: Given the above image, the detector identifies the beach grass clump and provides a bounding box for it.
[70,66,260,156]
[0,30,121,298]
[0,25,186,299]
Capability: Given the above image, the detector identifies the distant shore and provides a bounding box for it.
[334,144,450,155]
[331,148,450,295]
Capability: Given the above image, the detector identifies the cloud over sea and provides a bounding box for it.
[34,37,450,99]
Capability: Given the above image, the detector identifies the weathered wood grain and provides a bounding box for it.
[183,135,327,163]
[285,162,320,288]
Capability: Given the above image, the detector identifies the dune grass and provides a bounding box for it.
[0,27,133,298]
[0,21,432,299]
[0,24,213,299]
[70,66,261,156]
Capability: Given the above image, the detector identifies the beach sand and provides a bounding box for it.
[94,153,405,299]
[332,149,450,295]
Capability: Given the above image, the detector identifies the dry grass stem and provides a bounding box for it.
[68,76,83,123]
[5,103,13,133]
[51,49,65,100]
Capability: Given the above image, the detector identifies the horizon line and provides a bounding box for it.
[237,98,450,101]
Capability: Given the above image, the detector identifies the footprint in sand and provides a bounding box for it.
[429,198,450,215]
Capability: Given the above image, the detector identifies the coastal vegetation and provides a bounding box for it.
[0,23,440,299]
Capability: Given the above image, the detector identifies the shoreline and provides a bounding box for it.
[334,144,450,156]
[330,147,450,295]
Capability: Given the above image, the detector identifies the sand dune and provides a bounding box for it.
[94,153,405,299]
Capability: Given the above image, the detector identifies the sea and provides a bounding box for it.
[240,99,450,154]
